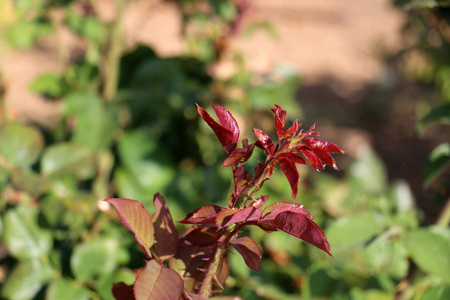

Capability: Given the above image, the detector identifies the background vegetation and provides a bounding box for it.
[0,0,448,299]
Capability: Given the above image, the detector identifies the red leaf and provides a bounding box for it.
[261,201,306,219]
[180,205,227,225]
[105,198,154,257]
[112,282,135,300]
[276,157,300,198]
[169,243,214,281]
[180,226,221,247]
[270,104,286,138]
[134,259,184,300]
[303,137,345,154]
[197,104,234,150]
[223,148,247,167]
[231,236,262,271]
[273,211,331,256]
[253,128,275,155]
[299,149,324,171]
[216,207,262,229]
[212,104,240,149]
[152,193,179,261]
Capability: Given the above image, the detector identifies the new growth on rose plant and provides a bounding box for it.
[105,104,344,300]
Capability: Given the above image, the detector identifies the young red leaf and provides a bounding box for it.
[303,137,345,154]
[215,208,238,228]
[270,104,287,138]
[212,104,240,148]
[253,128,275,155]
[105,198,154,257]
[273,211,331,256]
[217,206,262,229]
[180,205,227,225]
[152,193,179,261]
[261,201,305,219]
[231,236,262,271]
[197,104,234,149]
[112,282,135,300]
[134,259,184,300]
[299,149,324,171]
[223,148,247,167]
[276,157,300,198]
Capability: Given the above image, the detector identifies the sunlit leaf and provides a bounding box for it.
[217,206,262,228]
[134,259,184,300]
[1,258,54,300]
[272,211,331,256]
[212,104,240,148]
[253,128,275,155]
[180,205,227,225]
[41,142,96,180]
[404,227,450,282]
[417,103,450,133]
[152,193,179,261]
[105,198,155,257]
[3,205,52,259]
[231,236,262,271]
[71,238,121,281]
[197,104,235,150]
[46,278,90,300]
[0,123,43,168]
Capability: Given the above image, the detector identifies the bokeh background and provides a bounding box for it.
[0,0,449,299]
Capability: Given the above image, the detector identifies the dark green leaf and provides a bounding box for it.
[424,143,450,188]
[417,103,450,134]
[29,73,68,99]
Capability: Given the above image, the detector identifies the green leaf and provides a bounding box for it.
[3,205,52,259]
[29,72,69,99]
[66,14,105,44]
[1,258,54,300]
[404,227,450,282]
[420,282,450,300]
[71,237,121,282]
[63,92,117,150]
[41,142,96,180]
[349,147,387,194]
[424,143,450,188]
[326,215,384,253]
[46,278,90,300]
[417,103,450,134]
[0,123,44,168]
[5,20,53,48]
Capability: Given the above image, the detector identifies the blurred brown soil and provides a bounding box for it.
[2,0,444,220]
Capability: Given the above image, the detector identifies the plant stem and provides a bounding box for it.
[436,197,450,227]
[199,245,225,298]
[102,0,126,102]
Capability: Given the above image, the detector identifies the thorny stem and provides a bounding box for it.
[199,245,225,297]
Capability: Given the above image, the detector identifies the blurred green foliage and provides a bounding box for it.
[0,0,449,299]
